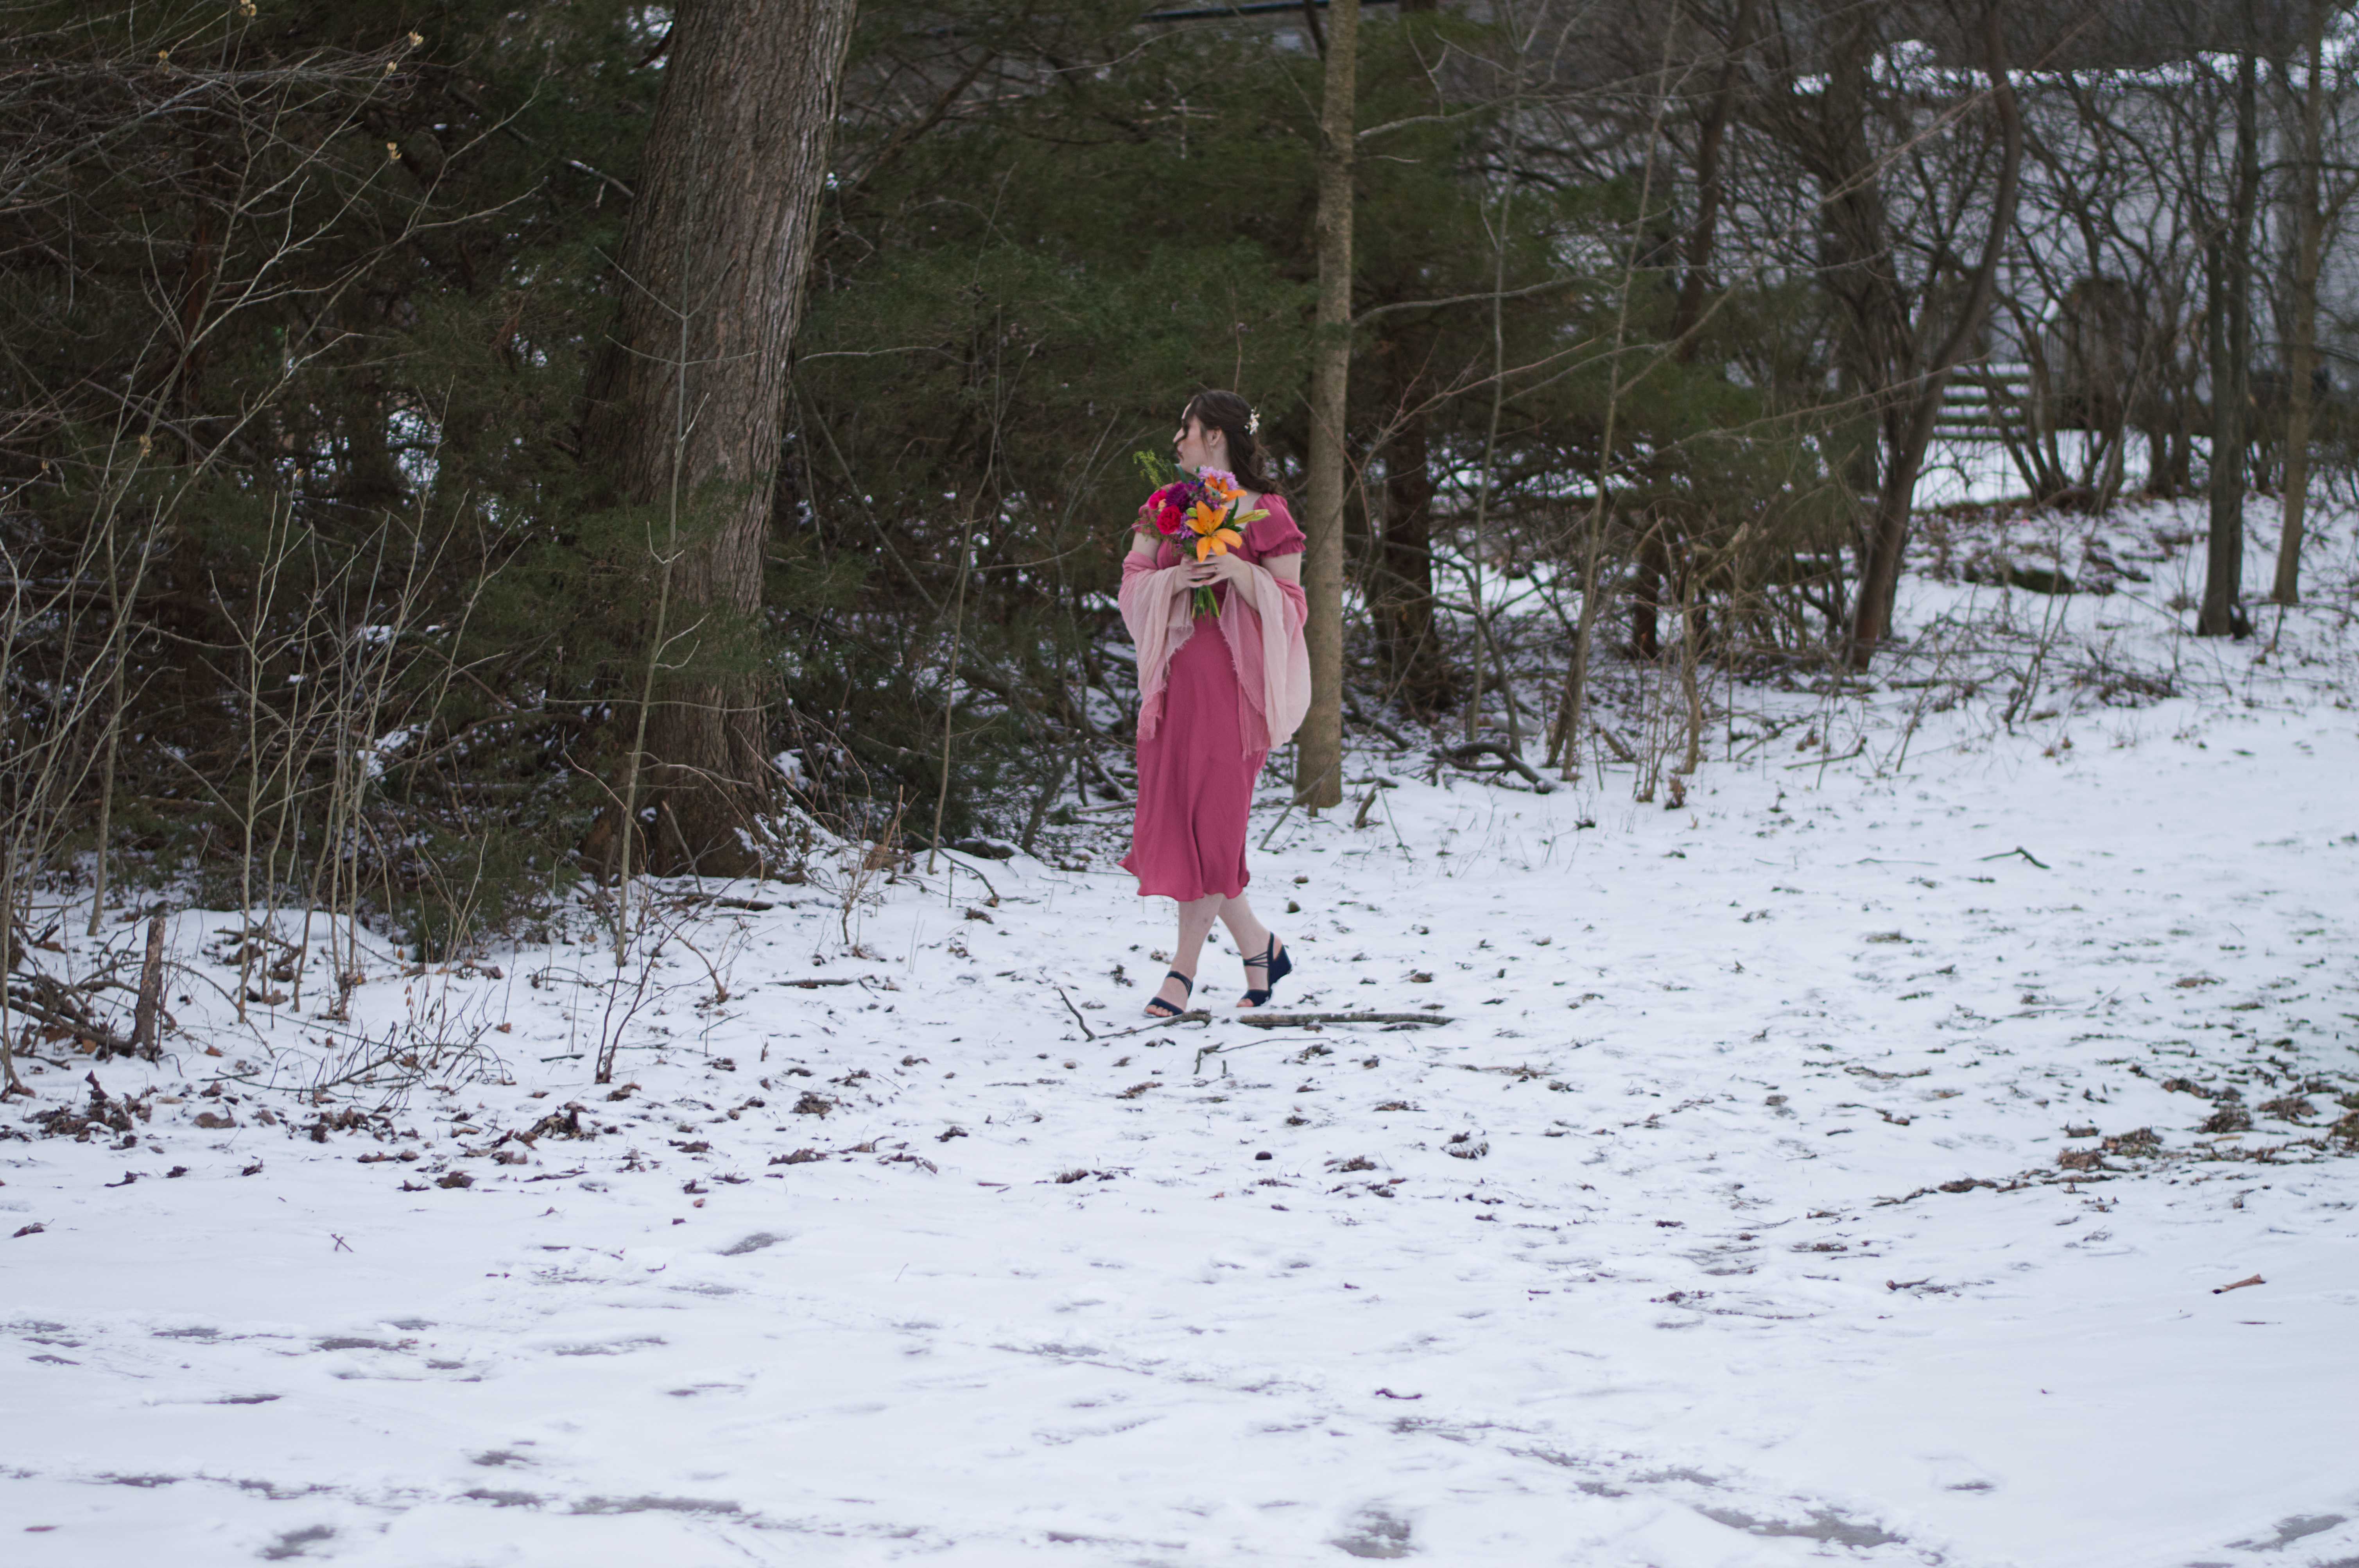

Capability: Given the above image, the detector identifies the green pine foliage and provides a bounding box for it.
[2,0,1869,941]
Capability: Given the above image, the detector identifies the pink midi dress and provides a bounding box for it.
[1118,497,1308,901]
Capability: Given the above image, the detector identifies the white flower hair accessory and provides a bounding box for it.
[1246,406,1261,436]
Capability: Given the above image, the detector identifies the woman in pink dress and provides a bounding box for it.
[1117,390,1313,1016]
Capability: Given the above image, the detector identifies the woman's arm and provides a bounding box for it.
[1189,548,1300,590]
[1133,529,1205,601]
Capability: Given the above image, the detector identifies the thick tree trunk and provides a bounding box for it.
[1631,524,1665,661]
[581,0,857,874]
[2170,369,2196,493]
[2200,52,2259,639]
[1804,16,1912,650]
[1375,403,1452,710]
[1298,0,1358,811]
[2272,7,2327,607]
[1846,2,2020,669]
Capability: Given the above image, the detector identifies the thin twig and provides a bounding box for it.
[1051,982,1097,1042]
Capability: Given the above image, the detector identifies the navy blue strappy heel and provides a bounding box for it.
[1239,935,1291,1008]
[1144,969,1194,1018]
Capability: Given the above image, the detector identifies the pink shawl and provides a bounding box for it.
[1120,551,1312,755]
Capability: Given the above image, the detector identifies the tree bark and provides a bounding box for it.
[581,0,858,873]
[2199,51,2259,638]
[1298,0,1358,811]
[131,914,165,1061]
[2271,5,2327,607]
[1669,0,1754,360]
[1631,520,1667,661]
[1846,1,2020,669]
[1374,397,1452,710]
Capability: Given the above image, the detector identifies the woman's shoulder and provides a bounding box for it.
[1247,492,1305,553]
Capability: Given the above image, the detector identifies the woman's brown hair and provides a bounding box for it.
[1183,389,1282,496]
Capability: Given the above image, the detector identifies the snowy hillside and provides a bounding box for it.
[5,498,2357,1567]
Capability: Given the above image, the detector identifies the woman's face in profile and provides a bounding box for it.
[1173,415,1221,475]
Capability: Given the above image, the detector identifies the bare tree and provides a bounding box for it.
[2270,0,2338,605]
[1750,1,2024,669]
[580,0,860,873]
[1298,0,1361,811]
[1668,0,1758,357]
[2199,46,2261,637]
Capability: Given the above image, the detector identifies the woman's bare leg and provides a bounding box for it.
[1149,893,1224,1013]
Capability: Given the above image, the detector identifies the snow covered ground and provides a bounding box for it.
[5,498,2358,1567]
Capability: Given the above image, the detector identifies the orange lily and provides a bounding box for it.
[1194,526,1243,561]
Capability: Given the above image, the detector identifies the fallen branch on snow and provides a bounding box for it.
[1084,1009,1212,1042]
[1434,743,1553,791]
[1234,1011,1455,1029]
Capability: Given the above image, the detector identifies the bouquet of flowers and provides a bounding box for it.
[1135,453,1267,618]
